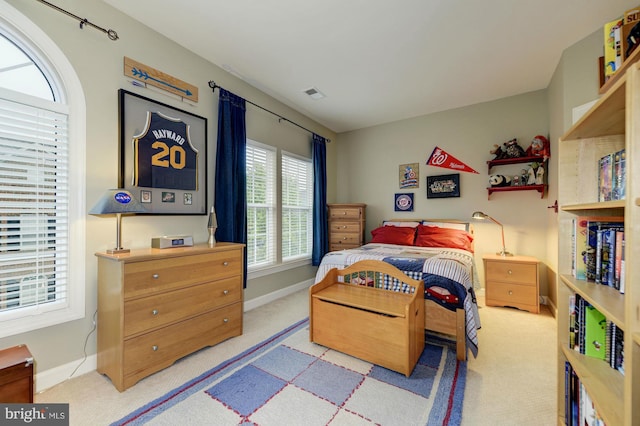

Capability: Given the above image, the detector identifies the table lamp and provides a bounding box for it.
[472,211,512,256]
[207,206,217,247]
[89,189,146,254]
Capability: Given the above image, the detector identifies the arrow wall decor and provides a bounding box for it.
[124,57,198,102]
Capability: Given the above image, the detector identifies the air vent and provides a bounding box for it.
[303,87,325,100]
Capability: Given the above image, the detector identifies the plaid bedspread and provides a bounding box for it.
[315,243,480,357]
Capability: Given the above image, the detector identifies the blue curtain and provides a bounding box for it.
[312,134,328,265]
[214,89,247,285]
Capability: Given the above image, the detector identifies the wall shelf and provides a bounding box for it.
[486,155,546,173]
[486,184,546,199]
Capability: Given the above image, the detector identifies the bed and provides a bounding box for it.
[314,219,480,360]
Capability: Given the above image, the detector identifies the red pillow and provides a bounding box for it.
[370,225,416,246]
[414,225,474,252]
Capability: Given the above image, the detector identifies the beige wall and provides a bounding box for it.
[1,0,606,385]
[546,28,603,311]
[334,91,550,290]
[1,0,335,373]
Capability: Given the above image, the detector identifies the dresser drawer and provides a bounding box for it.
[330,221,361,233]
[329,207,363,220]
[485,261,536,285]
[330,243,361,251]
[124,251,242,299]
[485,281,538,309]
[124,277,242,337]
[330,233,362,245]
[123,303,242,388]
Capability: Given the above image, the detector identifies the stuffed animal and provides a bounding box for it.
[525,135,550,159]
[503,138,526,158]
[489,174,511,187]
[489,144,507,160]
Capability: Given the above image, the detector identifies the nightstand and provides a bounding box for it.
[0,344,34,403]
[483,254,540,314]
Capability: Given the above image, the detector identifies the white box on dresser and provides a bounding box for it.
[96,243,244,391]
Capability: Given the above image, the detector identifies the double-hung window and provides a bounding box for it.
[246,140,313,272]
[0,6,85,338]
[281,152,312,261]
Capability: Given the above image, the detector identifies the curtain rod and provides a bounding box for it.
[36,0,119,41]
[208,81,330,143]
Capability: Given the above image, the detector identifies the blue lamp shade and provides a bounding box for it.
[89,189,146,254]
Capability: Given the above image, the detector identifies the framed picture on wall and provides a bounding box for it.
[118,89,208,215]
[426,173,460,198]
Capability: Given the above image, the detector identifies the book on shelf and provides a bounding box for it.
[569,294,625,373]
[584,305,607,360]
[604,18,624,80]
[614,230,625,290]
[598,153,614,202]
[613,148,626,200]
[565,362,608,426]
[598,227,623,287]
[577,218,624,282]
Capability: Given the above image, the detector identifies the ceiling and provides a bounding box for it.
[103,0,639,133]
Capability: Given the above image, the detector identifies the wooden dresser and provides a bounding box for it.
[0,344,33,402]
[483,254,540,314]
[327,203,366,251]
[96,243,244,391]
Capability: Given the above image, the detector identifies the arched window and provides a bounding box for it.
[0,1,86,338]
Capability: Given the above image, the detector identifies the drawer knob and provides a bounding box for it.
[507,270,513,275]
[223,318,229,323]
[342,212,347,215]
[152,345,158,351]
[152,309,159,315]
[152,273,159,279]
[223,290,229,295]
[223,261,229,266]
[508,290,513,295]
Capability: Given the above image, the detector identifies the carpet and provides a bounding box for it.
[112,318,466,426]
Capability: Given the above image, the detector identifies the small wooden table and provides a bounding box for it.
[483,254,540,314]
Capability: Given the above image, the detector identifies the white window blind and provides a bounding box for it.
[0,92,69,318]
[281,152,312,261]
[246,141,276,267]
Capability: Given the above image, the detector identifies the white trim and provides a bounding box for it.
[247,258,311,279]
[35,354,97,394]
[0,0,86,337]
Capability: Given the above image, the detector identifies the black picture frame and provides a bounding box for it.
[426,173,460,199]
[118,89,207,215]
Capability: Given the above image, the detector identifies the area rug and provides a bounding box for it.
[112,318,466,426]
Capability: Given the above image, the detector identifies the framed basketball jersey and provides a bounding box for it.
[119,89,207,215]
[132,111,199,191]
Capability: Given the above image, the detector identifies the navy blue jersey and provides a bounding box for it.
[133,111,198,190]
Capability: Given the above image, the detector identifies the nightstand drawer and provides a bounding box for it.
[485,261,536,285]
[486,281,538,308]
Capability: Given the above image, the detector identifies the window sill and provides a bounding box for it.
[248,258,312,279]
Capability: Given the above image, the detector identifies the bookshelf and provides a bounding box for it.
[557,61,640,425]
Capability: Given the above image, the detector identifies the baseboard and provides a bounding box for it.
[35,279,315,393]
[35,354,97,394]
[243,278,314,312]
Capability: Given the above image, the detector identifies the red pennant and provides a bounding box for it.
[426,146,479,174]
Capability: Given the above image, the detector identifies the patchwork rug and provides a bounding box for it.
[113,318,466,426]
